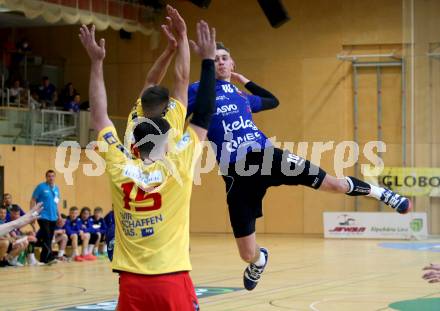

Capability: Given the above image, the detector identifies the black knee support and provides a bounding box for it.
[345,176,371,196]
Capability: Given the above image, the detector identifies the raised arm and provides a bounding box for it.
[139,17,177,98]
[79,25,112,132]
[0,203,42,237]
[167,5,190,107]
[30,198,36,210]
[231,72,280,112]
[188,21,216,141]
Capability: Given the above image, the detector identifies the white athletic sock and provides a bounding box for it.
[367,184,385,200]
[102,244,107,253]
[87,245,94,255]
[58,250,65,257]
[27,253,36,261]
[81,247,87,256]
[254,250,266,267]
[73,248,79,257]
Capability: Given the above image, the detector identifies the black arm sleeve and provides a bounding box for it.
[190,59,216,130]
[245,81,279,111]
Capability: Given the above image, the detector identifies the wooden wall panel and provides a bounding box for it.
[5,0,412,234]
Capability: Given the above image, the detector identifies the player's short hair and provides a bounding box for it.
[94,207,103,213]
[60,213,67,219]
[80,207,91,216]
[0,206,6,211]
[133,117,171,159]
[10,205,20,213]
[216,42,230,53]
[69,206,78,212]
[140,85,169,115]
[45,169,55,177]
[3,193,11,199]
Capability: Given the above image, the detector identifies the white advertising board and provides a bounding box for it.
[323,212,427,239]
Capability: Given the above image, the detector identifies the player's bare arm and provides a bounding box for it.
[139,13,177,97]
[167,5,190,107]
[79,24,113,132]
[0,203,43,237]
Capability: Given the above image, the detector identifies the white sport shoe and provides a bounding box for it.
[27,254,45,266]
[243,247,269,291]
[8,257,24,267]
[380,189,412,214]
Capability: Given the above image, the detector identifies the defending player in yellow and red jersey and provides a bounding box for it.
[78,5,217,310]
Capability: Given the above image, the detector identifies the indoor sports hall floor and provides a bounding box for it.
[1,234,439,311]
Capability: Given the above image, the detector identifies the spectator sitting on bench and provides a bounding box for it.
[79,207,97,261]
[0,207,9,266]
[3,193,24,222]
[53,214,68,261]
[65,206,90,262]
[0,206,6,225]
[1,235,28,267]
[91,207,107,256]
[9,206,42,266]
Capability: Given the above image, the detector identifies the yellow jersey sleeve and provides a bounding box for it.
[165,98,186,134]
[97,126,132,180]
[173,126,201,174]
[124,106,138,151]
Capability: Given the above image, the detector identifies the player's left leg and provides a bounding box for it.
[235,232,269,291]
[222,160,270,291]
[236,233,259,263]
[318,174,412,213]
[271,148,412,214]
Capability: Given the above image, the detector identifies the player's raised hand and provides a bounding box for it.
[166,5,187,39]
[79,24,106,62]
[161,17,177,50]
[15,202,43,228]
[230,72,250,85]
[189,20,216,60]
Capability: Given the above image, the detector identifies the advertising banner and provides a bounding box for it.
[323,212,428,239]
[364,167,440,197]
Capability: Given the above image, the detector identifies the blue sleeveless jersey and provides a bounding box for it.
[188,79,271,164]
